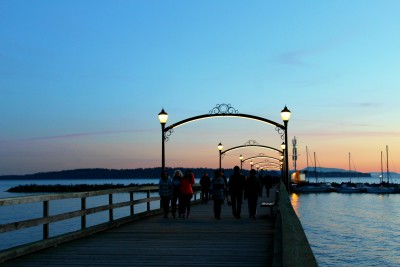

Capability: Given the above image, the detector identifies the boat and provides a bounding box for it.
[367,186,396,194]
[336,183,362,193]
[366,146,396,194]
[336,153,362,193]
[293,182,332,193]
[292,150,332,193]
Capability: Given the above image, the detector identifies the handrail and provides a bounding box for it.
[0,185,201,263]
[0,185,158,206]
[277,183,318,266]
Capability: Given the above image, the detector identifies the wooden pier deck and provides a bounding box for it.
[2,190,277,267]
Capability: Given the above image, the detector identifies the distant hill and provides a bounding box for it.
[370,172,399,177]
[0,167,281,180]
[300,167,371,177]
[301,167,351,172]
[0,167,375,180]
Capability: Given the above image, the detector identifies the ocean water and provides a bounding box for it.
[291,174,400,267]
[0,178,165,250]
[2,177,400,266]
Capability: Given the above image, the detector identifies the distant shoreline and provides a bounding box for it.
[0,167,389,181]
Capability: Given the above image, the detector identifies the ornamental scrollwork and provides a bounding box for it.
[209,104,239,115]
[244,140,259,146]
[275,126,285,140]
[164,129,174,142]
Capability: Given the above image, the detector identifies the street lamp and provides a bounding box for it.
[281,142,286,150]
[281,106,291,191]
[218,142,223,170]
[239,154,243,170]
[158,109,168,175]
[250,160,253,170]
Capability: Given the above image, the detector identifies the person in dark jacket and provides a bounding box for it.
[228,166,245,218]
[244,169,262,219]
[200,172,211,204]
[158,171,173,218]
[211,169,226,220]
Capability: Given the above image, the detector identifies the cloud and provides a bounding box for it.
[7,129,153,143]
[299,130,399,138]
[277,49,315,66]
[276,33,355,67]
[319,102,383,109]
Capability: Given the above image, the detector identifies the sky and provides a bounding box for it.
[1,1,400,175]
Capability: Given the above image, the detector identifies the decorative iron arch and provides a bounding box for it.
[164,104,285,141]
[242,155,281,163]
[221,144,282,156]
[159,103,291,190]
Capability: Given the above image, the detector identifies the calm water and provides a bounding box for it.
[0,178,167,251]
[2,176,400,266]
[291,174,400,267]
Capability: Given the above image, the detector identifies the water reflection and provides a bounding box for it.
[290,193,300,215]
[291,192,400,266]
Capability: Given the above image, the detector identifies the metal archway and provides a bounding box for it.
[158,103,290,189]
[220,140,282,156]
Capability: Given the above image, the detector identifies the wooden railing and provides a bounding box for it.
[0,185,201,263]
[275,183,318,267]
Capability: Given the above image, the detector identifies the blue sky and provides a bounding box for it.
[1,1,400,175]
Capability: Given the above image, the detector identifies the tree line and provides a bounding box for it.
[0,167,281,180]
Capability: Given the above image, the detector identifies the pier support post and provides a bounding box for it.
[43,201,49,239]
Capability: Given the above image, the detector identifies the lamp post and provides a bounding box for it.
[281,106,291,191]
[280,142,286,188]
[250,160,253,170]
[158,109,168,175]
[218,143,223,170]
[239,155,243,170]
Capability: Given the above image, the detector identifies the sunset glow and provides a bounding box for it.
[1,1,399,175]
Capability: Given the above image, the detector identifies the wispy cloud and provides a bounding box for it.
[276,33,355,67]
[299,130,399,138]
[277,49,317,67]
[12,129,153,142]
[319,102,383,109]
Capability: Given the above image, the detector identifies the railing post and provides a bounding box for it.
[130,191,134,216]
[81,197,86,229]
[43,200,49,239]
[147,190,150,212]
[109,194,113,221]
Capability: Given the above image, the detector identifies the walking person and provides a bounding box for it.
[244,169,262,219]
[171,170,183,218]
[179,170,195,218]
[228,166,245,219]
[158,171,173,218]
[200,172,211,204]
[264,174,272,198]
[211,169,226,220]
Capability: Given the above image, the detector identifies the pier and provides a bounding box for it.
[0,183,317,266]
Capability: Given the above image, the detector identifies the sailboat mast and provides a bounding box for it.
[381,151,383,184]
[349,152,351,183]
[314,151,318,183]
[386,145,390,183]
[306,146,309,182]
